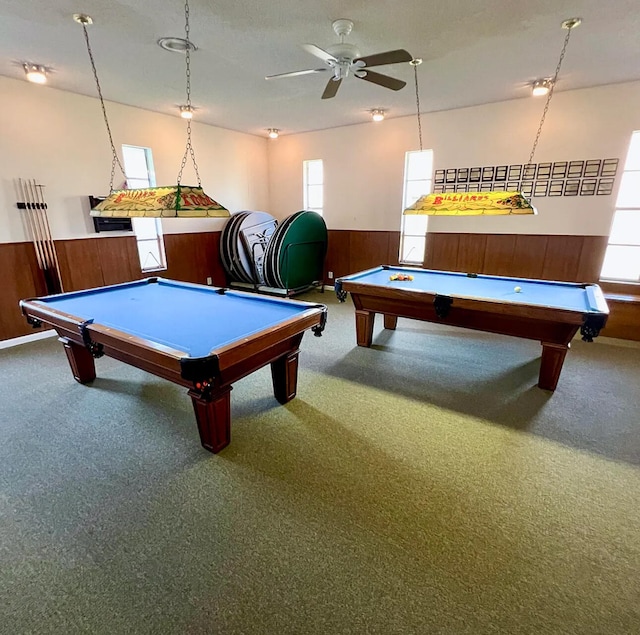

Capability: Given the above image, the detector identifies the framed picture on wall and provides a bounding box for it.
[508,165,523,180]
[597,178,615,195]
[580,180,597,196]
[601,159,619,177]
[564,180,580,196]
[552,162,568,179]
[584,160,602,178]
[549,181,564,196]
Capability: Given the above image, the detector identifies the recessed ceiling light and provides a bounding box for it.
[532,78,553,97]
[370,109,386,122]
[158,37,197,53]
[23,63,49,84]
[180,105,194,119]
[267,128,279,139]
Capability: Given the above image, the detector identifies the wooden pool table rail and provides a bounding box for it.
[20,295,326,454]
[336,267,608,391]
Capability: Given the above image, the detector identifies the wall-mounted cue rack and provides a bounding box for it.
[16,178,64,295]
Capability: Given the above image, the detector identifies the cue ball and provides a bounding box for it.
[514,286,522,293]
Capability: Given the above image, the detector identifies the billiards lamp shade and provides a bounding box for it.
[403,18,580,217]
[89,185,229,218]
[75,4,230,219]
[404,191,537,216]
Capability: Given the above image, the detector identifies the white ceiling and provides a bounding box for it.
[1,0,639,137]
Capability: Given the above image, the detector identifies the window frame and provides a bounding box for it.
[399,150,434,265]
[600,131,640,283]
[121,144,167,273]
[303,159,324,216]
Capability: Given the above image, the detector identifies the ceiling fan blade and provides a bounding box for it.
[321,77,342,99]
[302,43,338,64]
[357,70,406,91]
[354,49,413,68]
[265,68,327,80]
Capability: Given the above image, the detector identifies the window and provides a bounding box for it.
[303,159,323,216]
[121,145,167,272]
[400,150,433,264]
[601,132,640,282]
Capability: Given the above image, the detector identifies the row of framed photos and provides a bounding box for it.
[431,178,615,197]
[434,158,619,185]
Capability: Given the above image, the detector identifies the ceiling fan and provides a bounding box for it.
[265,19,413,99]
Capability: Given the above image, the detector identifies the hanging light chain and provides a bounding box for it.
[79,21,126,193]
[526,22,578,167]
[177,0,202,186]
[411,59,423,152]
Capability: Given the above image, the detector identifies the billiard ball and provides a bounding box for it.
[514,286,522,293]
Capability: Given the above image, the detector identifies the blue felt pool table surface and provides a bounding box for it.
[339,266,604,314]
[32,278,314,357]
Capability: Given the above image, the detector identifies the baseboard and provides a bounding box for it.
[595,336,640,349]
[0,329,56,350]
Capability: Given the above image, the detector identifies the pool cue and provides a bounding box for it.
[24,178,53,290]
[17,178,49,285]
[32,180,64,293]
[22,179,61,294]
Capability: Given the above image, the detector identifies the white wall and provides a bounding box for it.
[0,76,269,243]
[268,81,640,236]
[4,77,639,245]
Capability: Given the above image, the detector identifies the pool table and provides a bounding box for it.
[335,265,609,391]
[20,278,327,453]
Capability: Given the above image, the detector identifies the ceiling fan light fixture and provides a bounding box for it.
[371,109,385,122]
[266,19,411,100]
[23,63,48,84]
[268,128,279,139]
[532,78,553,97]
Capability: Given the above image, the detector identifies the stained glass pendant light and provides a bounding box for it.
[404,18,581,216]
[74,2,229,218]
[405,191,536,216]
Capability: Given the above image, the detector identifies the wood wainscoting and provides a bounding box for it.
[324,230,639,340]
[4,230,637,342]
[162,232,227,287]
[325,230,609,283]
[1,241,48,341]
[422,233,609,283]
[1,232,225,342]
[324,230,400,281]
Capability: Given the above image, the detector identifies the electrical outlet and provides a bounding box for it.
[328,271,334,279]
[206,277,212,285]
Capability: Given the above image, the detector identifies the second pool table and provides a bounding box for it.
[20,278,327,453]
[335,265,609,391]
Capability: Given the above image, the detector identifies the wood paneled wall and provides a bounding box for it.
[1,242,48,341]
[1,232,225,342]
[56,235,141,292]
[422,233,609,283]
[324,230,639,340]
[163,233,226,287]
[3,229,637,342]
[325,230,609,284]
[324,230,400,280]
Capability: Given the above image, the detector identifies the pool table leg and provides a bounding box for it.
[189,386,232,453]
[355,310,375,347]
[60,337,96,383]
[539,342,570,391]
[271,350,300,404]
[383,314,398,330]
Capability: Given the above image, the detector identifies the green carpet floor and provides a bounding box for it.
[1,291,639,634]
